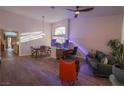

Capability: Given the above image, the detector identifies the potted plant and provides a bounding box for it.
[107,39,124,83]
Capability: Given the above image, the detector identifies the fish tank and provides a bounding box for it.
[51,36,69,48]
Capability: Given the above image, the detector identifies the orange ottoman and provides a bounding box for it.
[59,59,76,82]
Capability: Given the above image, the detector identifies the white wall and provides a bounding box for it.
[70,15,123,55]
[51,19,85,58]
[121,16,124,44]
[0,31,1,58]
[0,9,51,56]
[0,9,123,57]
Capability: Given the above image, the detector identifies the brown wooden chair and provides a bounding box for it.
[30,46,36,57]
[46,46,51,55]
[40,46,47,56]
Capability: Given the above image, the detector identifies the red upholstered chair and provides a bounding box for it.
[59,59,76,85]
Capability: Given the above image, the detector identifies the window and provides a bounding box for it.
[51,26,68,48]
[20,31,44,43]
[54,27,66,44]
[55,27,66,35]
[5,32,17,37]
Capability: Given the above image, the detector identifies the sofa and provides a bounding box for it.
[86,50,115,77]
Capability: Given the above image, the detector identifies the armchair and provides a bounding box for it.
[63,46,78,59]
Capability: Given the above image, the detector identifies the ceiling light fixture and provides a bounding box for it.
[75,11,80,15]
[42,16,46,36]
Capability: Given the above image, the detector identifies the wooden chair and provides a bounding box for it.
[40,46,51,56]
[46,46,51,55]
[30,46,36,57]
[40,46,47,56]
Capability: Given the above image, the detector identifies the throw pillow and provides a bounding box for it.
[101,56,108,64]
[96,50,105,61]
[106,54,116,65]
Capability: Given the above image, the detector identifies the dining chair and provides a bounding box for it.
[30,46,36,57]
[40,46,47,56]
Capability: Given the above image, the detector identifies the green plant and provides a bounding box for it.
[107,39,124,67]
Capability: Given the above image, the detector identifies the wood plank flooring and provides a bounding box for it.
[0,51,112,86]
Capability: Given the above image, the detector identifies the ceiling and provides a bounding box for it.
[0,6,123,23]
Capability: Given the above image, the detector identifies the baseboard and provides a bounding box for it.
[19,53,30,56]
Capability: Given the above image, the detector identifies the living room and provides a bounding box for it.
[0,6,124,87]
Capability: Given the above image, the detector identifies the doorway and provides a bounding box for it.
[1,30,19,58]
[7,37,13,52]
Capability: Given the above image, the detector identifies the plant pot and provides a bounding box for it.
[112,64,124,83]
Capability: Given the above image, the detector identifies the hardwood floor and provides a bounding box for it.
[0,51,112,86]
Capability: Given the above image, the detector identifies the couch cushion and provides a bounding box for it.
[100,56,108,64]
[87,56,99,63]
[87,49,96,58]
[90,61,98,70]
[88,52,96,58]
[96,50,105,62]
[106,54,116,65]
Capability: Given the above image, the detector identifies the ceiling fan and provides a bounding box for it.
[67,6,94,18]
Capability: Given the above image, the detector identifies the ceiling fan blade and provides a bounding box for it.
[66,9,76,12]
[79,7,94,12]
[76,6,80,10]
